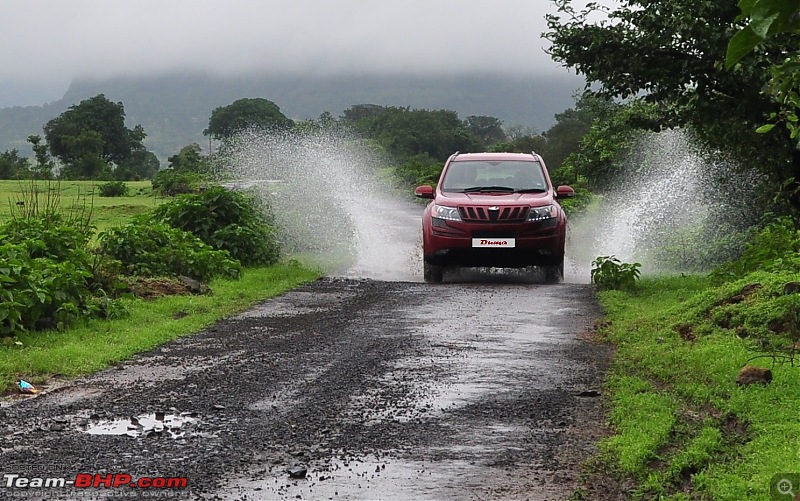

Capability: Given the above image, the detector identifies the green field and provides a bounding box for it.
[0,180,162,234]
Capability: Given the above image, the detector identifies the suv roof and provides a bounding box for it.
[449,152,542,162]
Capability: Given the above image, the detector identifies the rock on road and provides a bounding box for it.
[0,275,609,501]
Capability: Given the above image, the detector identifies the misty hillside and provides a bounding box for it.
[0,71,584,162]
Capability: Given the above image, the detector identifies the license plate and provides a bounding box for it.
[472,238,515,248]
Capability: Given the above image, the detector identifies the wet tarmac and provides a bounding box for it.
[0,277,609,500]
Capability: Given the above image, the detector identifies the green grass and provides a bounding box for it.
[595,274,800,500]
[0,179,162,233]
[1,263,320,394]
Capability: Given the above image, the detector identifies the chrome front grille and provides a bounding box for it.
[459,206,528,223]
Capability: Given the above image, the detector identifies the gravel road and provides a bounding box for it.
[0,274,609,501]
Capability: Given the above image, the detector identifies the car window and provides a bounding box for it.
[441,160,547,191]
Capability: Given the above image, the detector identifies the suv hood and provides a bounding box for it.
[437,191,553,205]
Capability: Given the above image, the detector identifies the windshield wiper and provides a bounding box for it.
[515,188,547,193]
[462,186,515,193]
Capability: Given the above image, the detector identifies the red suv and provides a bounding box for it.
[415,152,574,283]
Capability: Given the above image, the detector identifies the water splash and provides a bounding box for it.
[217,127,421,281]
[566,129,758,281]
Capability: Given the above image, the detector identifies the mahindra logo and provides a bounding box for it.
[480,239,508,246]
[488,206,500,211]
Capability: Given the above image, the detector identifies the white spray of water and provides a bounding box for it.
[218,127,748,284]
[218,127,422,281]
[566,128,754,282]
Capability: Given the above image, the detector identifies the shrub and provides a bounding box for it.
[151,170,204,196]
[0,213,123,333]
[152,186,280,266]
[591,255,642,290]
[711,217,800,282]
[98,181,128,197]
[99,219,241,281]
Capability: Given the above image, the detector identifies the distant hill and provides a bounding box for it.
[0,71,584,162]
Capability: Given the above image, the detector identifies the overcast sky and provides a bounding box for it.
[0,0,581,106]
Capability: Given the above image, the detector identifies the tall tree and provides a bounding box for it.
[464,115,507,146]
[544,0,799,209]
[0,149,30,179]
[43,94,146,166]
[204,98,293,140]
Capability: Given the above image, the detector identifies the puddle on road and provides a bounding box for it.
[82,412,199,438]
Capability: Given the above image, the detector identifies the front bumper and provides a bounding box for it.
[422,217,566,268]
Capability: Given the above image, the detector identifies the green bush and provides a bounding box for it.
[711,217,800,282]
[0,214,121,334]
[98,181,128,197]
[151,170,204,196]
[99,219,241,282]
[151,186,280,266]
[591,255,642,290]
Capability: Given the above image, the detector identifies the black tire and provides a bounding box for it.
[423,262,444,283]
[543,261,564,284]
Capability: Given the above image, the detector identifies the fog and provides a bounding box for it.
[0,0,576,106]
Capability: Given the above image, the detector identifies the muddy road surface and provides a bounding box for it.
[0,276,609,500]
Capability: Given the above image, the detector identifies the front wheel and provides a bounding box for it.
[423,262,444,283]
[543,261,564,284]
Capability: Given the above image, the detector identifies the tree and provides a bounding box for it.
[115,150,160,180]
[544,0,800,210]
[168,143,210,173]
[26,135,54,179]
[342,106,482,161]
[204,98,293,140]
[727,0,800,145]
[464,115,507,146]
[43,94,146,166]
[0,149,30,179]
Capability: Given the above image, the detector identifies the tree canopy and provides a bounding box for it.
[544,0,800,210]
[43,94,146,167]
[204,98,293,140]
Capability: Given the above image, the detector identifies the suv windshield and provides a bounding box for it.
[440,160,547,193]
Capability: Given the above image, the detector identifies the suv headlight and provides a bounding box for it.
[528,205,556,221]
[432,204,462,221]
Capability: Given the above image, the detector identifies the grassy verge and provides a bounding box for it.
[1,263,320,394]
[591,274,800,500]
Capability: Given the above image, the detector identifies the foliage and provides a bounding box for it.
[0,150,30,180]
[545,0,800,210]
[43,94,147,167]
[562,100,658,190]
[727,0,800,149]
[464,115,507,146]
[99,219,241,282]
[115,150,160,181]
[591,255,642,290]
[205,98,293,140]
[167,143,211,173]
[392,154,442,188]
[98,181,129,197]
[341,105,483,161]
[151,169,205,196]
[26,135,54,179]
[711,216,800,281]
[0,186,121,334]
[151,186,280,266]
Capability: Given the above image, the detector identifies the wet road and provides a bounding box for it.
[0,277,608,500]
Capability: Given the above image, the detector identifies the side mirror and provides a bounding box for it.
[414,185,434,199]
[556,185,575,198]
